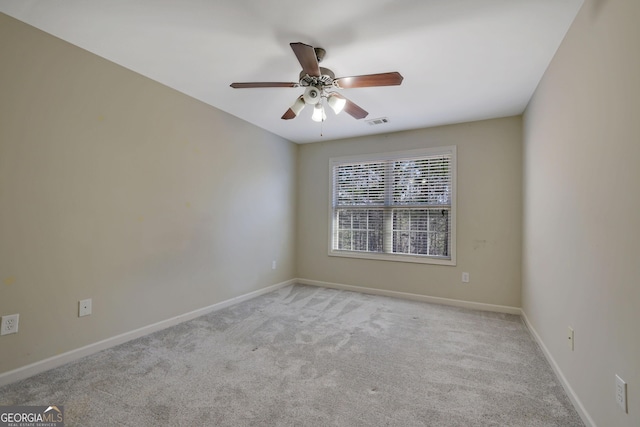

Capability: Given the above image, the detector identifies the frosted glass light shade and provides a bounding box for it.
[291,96,305,116]
[327,93,346,114]
[312,103,326,122]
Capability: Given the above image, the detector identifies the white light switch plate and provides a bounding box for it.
[79,299,92,317]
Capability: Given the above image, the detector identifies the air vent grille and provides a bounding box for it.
[366,117,389,126]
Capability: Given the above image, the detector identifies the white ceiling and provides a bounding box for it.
[0,0,583,144]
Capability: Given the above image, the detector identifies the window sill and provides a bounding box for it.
[328,249,456,266]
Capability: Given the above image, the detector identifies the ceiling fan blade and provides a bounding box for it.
[334,72,404,89]
[281,108,297,120]
[290,42,321,77]
[332,93,369,119]
[281,108,298,120]
[230,82,298,88]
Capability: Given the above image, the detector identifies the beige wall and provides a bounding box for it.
[522,0,640,425]
[297,117,522,307]
[0,14,297,374]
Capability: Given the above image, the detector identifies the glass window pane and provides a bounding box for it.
[392,157,451,205]
[391,209,451,257]
[411,231,428,255]
[368,230,383,252]
[338,209,352,228]
[352,210,367,229]
[393,210,410,231]
[353,231,367,251]
[393,231,409,254]
[338,231,352,250]
[335,208,385,253]
[335,162,386,206]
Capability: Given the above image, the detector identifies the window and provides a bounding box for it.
[329,146,456,265]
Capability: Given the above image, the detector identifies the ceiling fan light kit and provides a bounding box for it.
[303,86,321,105]
[290,96,306,116]
[311,103,326,122]
[230,42,403,123]
[327,93,346,114]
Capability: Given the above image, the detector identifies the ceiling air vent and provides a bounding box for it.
[366,117,389,126]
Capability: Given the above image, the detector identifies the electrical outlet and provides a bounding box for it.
[615,374,627,413]
[567,327,574,351]
[1,314,19,335]
[271,260,277,270]
[462,272,470,283]
[79,299,92,317]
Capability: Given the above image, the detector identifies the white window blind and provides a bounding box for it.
[330,147,456,265]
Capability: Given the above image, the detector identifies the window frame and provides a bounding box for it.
[328,146,457,266]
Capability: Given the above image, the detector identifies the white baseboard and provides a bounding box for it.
[0,279,295,387]
[296,278,522,315]
[520,310,596,427]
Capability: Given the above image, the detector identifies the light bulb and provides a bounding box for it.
[327,93,346,114]
[312,103,326,122]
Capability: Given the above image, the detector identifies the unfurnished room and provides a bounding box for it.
[0,1,638,426]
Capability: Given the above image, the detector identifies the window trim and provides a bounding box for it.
[328,146,457,266]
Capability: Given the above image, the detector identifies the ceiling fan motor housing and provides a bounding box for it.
[303,86,322,104]
[314,47,326,63]
[299,67,335,88]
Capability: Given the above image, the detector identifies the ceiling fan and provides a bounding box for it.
[230,42,403,122]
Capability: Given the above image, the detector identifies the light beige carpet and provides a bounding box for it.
[0,284,584,426]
